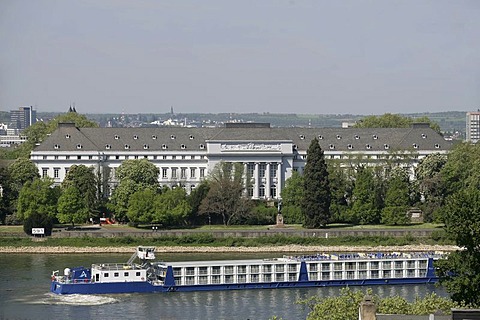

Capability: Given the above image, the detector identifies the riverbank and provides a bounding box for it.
[0,244,460,254]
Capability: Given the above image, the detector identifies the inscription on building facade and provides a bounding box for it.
[220,143,282,151]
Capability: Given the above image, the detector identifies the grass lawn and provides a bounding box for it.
[0,226,23,233]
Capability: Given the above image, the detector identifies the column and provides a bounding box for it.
[266,163,271,199]
[244,162,248,197]
[253,163,259,198]
[277,162,282,199]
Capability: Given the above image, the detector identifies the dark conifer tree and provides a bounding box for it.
[301,138,331,228]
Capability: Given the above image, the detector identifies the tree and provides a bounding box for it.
[327,162,353,223]
[23,211,54,236]
[115,159,160,187]
[349,166,380,224]
[8,158,40,197]
[127,188,157,225]
[415,153,447,222]
[57,186,89,226]
[199,162,251,226]
[0,167,13,223]
[354,113,441,134]
[62,165,97,217]
[381,167,411,225]
[301,138,331,228]
[108,159,160,222]
[16,178,60,221]
[436,187,480,306]
[280,171,305,224]
[154,187,191,227]
[188,181,210,225]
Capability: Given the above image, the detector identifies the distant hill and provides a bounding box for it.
[35,111,467,135]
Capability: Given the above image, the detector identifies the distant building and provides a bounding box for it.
[31,122,451,199]
[10,106,36,131]
[466,111,480,143]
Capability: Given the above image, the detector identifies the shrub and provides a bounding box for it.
[23,212,53,236]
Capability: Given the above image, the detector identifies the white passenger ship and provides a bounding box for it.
[50,246,441,295]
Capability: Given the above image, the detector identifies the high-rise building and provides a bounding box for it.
[466,111,480,143]
[10,106,36,130]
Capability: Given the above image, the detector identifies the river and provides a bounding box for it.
[0,253,448,320]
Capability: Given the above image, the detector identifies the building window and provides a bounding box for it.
[172,155,176,160]
[190,168,196,178]
[43,155,47,160]
[259,185,265,198]
[66,155,70,160]
[89,155,93,160]
[77,155,82,160]
[247,186,253,197]
[247,164,254,176]
[54,168,59,178]
[270,185,277,198]
[42,168,48,178]
[115,155,120,160]
[182,155,186,160]
[162,168,168,179]
[259,164,266,178]
[270,165,277,178]
[172,168,177,179]
[54,155,59,160]
[200,168,205,178]
[181,168,186,179]
[65,168,69,175]
[134,155,139,159]
[162,155,167,159]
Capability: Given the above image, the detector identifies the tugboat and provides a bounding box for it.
[51,246,441,295]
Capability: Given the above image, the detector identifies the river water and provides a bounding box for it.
[0,252,448,320]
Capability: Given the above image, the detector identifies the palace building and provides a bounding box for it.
[30,122,450,200]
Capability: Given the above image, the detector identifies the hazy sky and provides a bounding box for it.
[1,0,479,115]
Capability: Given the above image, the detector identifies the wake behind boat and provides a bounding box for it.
[50,246,442,295]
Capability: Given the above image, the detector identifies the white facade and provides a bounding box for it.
[466,111,480,143]
[30,123,451,200]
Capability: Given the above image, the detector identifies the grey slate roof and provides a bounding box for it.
[33,123,451,153]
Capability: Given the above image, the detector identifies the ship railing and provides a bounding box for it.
[283,252,445,262]
[52,276,93,284]
[92,263,141,271]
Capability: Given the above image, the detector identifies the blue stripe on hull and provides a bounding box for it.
[51,277,438,295]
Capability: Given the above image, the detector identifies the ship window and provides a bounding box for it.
[136,272,141,277]
[225,275,234,284]
[114,272,119,277]
[104,273,109,277]
[124,272,129,277]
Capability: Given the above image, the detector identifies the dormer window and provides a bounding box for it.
[434,143,440,149]
[299,134,305,140]
[65,134,70,139]
[54,144,60,149]
[347,144,354,149]
[170,135,176,139]
[199,144,205,149]
[329,144,335,150]
[318,135,324,140]
[354,135,360,140]
[181,144,186,149]
[152,135,157,140]
[384,144,389,150]
[189,135,194,140]
[162,144,168,150]
[76,144,83,149]
[412,143,419,149]
[293,144,297,150]
[105,144,111,150]
[366,144,372,150]
[114,135,120,140]
[133,135,138,140]
[143,144,149,149]
[421,134,427,139]
[336,135,342,140]
[124,144,130,150]
[373,135,378,140]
